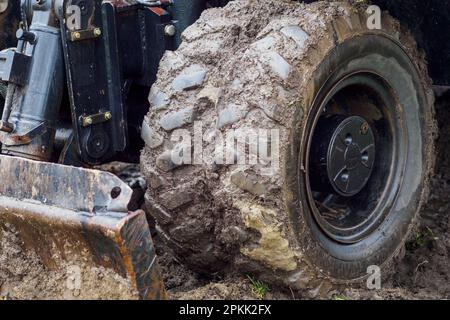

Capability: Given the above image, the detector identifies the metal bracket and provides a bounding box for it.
[0,49,31,86]
[69,27,102,42]
[0,122,47,146]
[81,111,112,127]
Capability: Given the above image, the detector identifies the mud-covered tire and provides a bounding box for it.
[142,0,435,296]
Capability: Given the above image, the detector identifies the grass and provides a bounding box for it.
[406,227,437,251]
[247,276,270,300]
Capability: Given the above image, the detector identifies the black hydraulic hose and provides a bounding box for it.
[0,82,6,100]
[169,0,206,47]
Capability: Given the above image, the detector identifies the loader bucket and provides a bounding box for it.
[0,155,166,300]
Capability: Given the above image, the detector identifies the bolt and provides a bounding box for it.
[345,134,353,146]
[0,0,8,14]
[73,32,81,40]
[84,117,93,125]
[94,28,102,37]
[341,172,349,183]
[104,112,112,120]
[164,24,176,37]
[361,122,369,135]
[16,29,37,44]
[361,152,369,163]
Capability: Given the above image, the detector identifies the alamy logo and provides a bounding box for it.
[366,5,382,30]
[366,265,382,290]
[66,5,81,31]
[64,4,383,34]
[169,122,280,170]
[66,265,82,291]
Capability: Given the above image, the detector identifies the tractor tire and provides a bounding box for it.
[141,0,435,296]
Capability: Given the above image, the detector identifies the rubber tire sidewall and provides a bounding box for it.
[286,34,432,281]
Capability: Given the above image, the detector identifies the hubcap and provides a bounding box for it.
[310,115,376,197]
[326,115,375,196]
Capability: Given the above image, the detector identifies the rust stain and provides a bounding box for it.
[115,222,139,293]
[149,7,167,16]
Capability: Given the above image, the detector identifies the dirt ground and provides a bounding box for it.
[156,93,450,300]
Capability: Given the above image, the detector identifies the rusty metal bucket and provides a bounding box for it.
[0,155,165,300]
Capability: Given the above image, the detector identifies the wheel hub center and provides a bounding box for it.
[345,143,362,170]
[327,116,376,196]
[310,114,376,197]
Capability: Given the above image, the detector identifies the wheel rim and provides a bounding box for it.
[303,71,406,244]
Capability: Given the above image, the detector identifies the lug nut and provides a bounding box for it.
[345,134,353,145]
[361,122,369,135]
[341,172,349,183]
[361,152,369,163]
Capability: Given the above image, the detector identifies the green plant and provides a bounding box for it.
[247,276,270,300]
[406,227,437,251]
